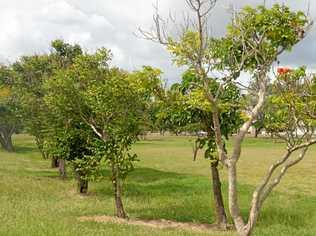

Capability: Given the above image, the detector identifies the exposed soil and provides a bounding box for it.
[78,215,233,233]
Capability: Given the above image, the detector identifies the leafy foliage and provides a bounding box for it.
[213,4,308,72]
[265,67,315,146]
[158,69,242,161]
[44,46,162,215]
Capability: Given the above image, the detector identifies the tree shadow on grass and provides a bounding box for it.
[22,162,314,231]
[95,167,315,231]
[129,168,189,183]
[95,167,216,223]
[23,169,60,178]
[14,145,38,154]
[96,168,199,196]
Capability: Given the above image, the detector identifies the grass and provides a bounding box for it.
[0,134,315,235]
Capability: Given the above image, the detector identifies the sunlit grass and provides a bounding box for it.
[0,134,315,235]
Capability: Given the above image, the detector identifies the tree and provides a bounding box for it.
[142,1,312,235]
[13,40,83,169]
[140,0,231,228]
[13,54,55,158]
[41,116,99,192]
[45,48,162,218]
[210,5,313,236]
[160,69,243,225]
[0,65,19,152]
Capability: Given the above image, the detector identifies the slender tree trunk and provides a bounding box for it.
[41,150,48,159]
[113,178,126,218]
[210,161,228,229]
[254,127,263,138]
[0,129,14,152]
[35,137,49,159]
[254,129,259,138]
[58,159,66,179]
[51,156,59,168]
[112,166,127,218]
[3,136,14,152]
[228,163,247,235]
[204,126,228,229]
[77,174,88,194]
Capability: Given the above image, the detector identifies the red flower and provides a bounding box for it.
[277,67,291,75]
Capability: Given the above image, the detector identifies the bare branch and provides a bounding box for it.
[137,3,169,45]
[246,139,315,231]
[260,145,310,203]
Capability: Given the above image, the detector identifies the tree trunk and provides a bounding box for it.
[35,137,49,159]
[51,157,59,168]
[254,127,262,138]
[0,129,14,152]
[77,174,88,194]
[237,230,251,236]
[254,129,259,138]
[228,163,247,235]
[58,159,66,179]
[41,150,48,159]
[210,161,228,229]
[113,178,127,218]
[3,136,14,152]
[112,166,127,218]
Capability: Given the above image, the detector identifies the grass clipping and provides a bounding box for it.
[78,216,227,232]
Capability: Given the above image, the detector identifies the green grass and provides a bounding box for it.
[0,134,315,235]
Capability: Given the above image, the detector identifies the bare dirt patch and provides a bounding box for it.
[78,215,232,233]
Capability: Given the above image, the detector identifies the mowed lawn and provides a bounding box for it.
[0,134,315,236]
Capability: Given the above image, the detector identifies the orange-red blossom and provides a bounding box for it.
[277,67,292,75]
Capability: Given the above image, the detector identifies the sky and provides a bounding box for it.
[0,0,315,83]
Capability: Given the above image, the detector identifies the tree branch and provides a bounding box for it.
[246,139,316,231]
[231,73,267,162]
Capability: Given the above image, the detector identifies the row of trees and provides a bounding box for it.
[0,40,163,218]
[0,2,315,236]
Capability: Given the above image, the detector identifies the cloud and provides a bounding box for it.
[0,0,315,83]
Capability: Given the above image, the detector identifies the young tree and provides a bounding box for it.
[210,5,313,236]
[45,48,162,218]
[41,117,99,193]
[157,69,242,225]
[142,1,312,234]
[13,40,83,168]
[13,54,55,158]
[140,0,232,227]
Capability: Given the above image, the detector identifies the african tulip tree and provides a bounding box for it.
[142,1,313,234]
[210,5,313,236]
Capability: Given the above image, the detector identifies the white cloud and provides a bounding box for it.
[40,1,86,25]
[0,0,315,82]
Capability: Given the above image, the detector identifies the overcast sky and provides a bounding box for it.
[0,0,315,83]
